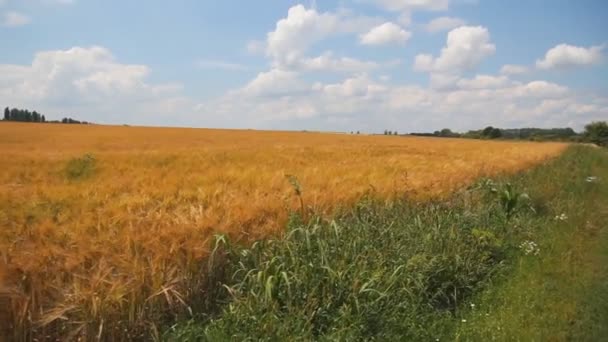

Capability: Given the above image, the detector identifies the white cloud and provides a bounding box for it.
[500,64,528,75]
[196,60,248,71]
[316,74,387,98]
[425,16,466,32]
[413,26,496,89]
[456,74,513,89]
[265,4,380,69]
[432,26,496,72]
[0,46,187,124]
[194,63,605,132]
[413,54,434,72]
[266,5,338,66]
[360,22,411,45]
[300,52,380,72]
[2,11,30,27]
[240,68,306,97]
[414,26,495,73]
[518,80,568,98]
[536,44,604,70]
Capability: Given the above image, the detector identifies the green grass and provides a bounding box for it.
[164,145,608,341]
[454,146,608,341]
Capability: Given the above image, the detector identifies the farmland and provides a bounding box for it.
[0,122,568,339]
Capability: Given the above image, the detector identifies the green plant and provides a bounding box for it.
[497,183,530,219]
[472,179,530,219]
[65,153,96,180]
[285,174,305,219]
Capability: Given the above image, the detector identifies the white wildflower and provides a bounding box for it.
[586,176,597,183]
[554,213,568,221]
[461,319,467,323]
[519,240,540,256]
[470,303,476,308]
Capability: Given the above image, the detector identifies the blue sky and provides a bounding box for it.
[1,0,607,132]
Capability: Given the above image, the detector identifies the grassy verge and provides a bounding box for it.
[164,145,607,341]
[454,145,608,340]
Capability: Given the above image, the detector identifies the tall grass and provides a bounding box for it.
[166,179,548,340]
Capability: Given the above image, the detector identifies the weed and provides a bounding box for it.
[64,153,96,180]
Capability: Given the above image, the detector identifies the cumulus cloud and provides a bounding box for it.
[264,4,380,68]
[360,22,411,45]
[536,44,604,70]
[456,74,513,89]
[194,62,606,132]
[413,26,496,89]
[240,68,306,97]
[266,5,339,67]
[2,11,30,27]
[425,16,466,32]
[431,26,495,72]
[500,64,528,75]
[300,52,380,72]
[0,46,187,124]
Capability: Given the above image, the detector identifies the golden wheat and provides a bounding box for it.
[0,122,566,338]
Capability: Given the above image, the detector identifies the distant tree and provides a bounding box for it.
[490,127,502,139]
[584,121,608,147]
[10,108,18,121]
[41,115,46,123]
[356,131,360,134]
[394,131,398,135]
[62,118,68,124]
[3,107,8,121]
[481,126,502,139]
[482,126,494,137]
[383,129,388,135]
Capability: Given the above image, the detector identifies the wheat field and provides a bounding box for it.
[0,122,567,338]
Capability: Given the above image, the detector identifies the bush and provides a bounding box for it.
[583,121,608,147]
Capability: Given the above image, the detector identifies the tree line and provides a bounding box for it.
[4,107,45,122]
[3,107,90,124]
[408,121,608,147]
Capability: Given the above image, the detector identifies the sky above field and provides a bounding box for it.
[1,0,607,132]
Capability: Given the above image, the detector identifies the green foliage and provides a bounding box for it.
[472,179,531,219]
[285,174,305,218]
[480,126,502,139]
[65,153,97,180]
[166,190,517,340]
[584,121,608,147]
